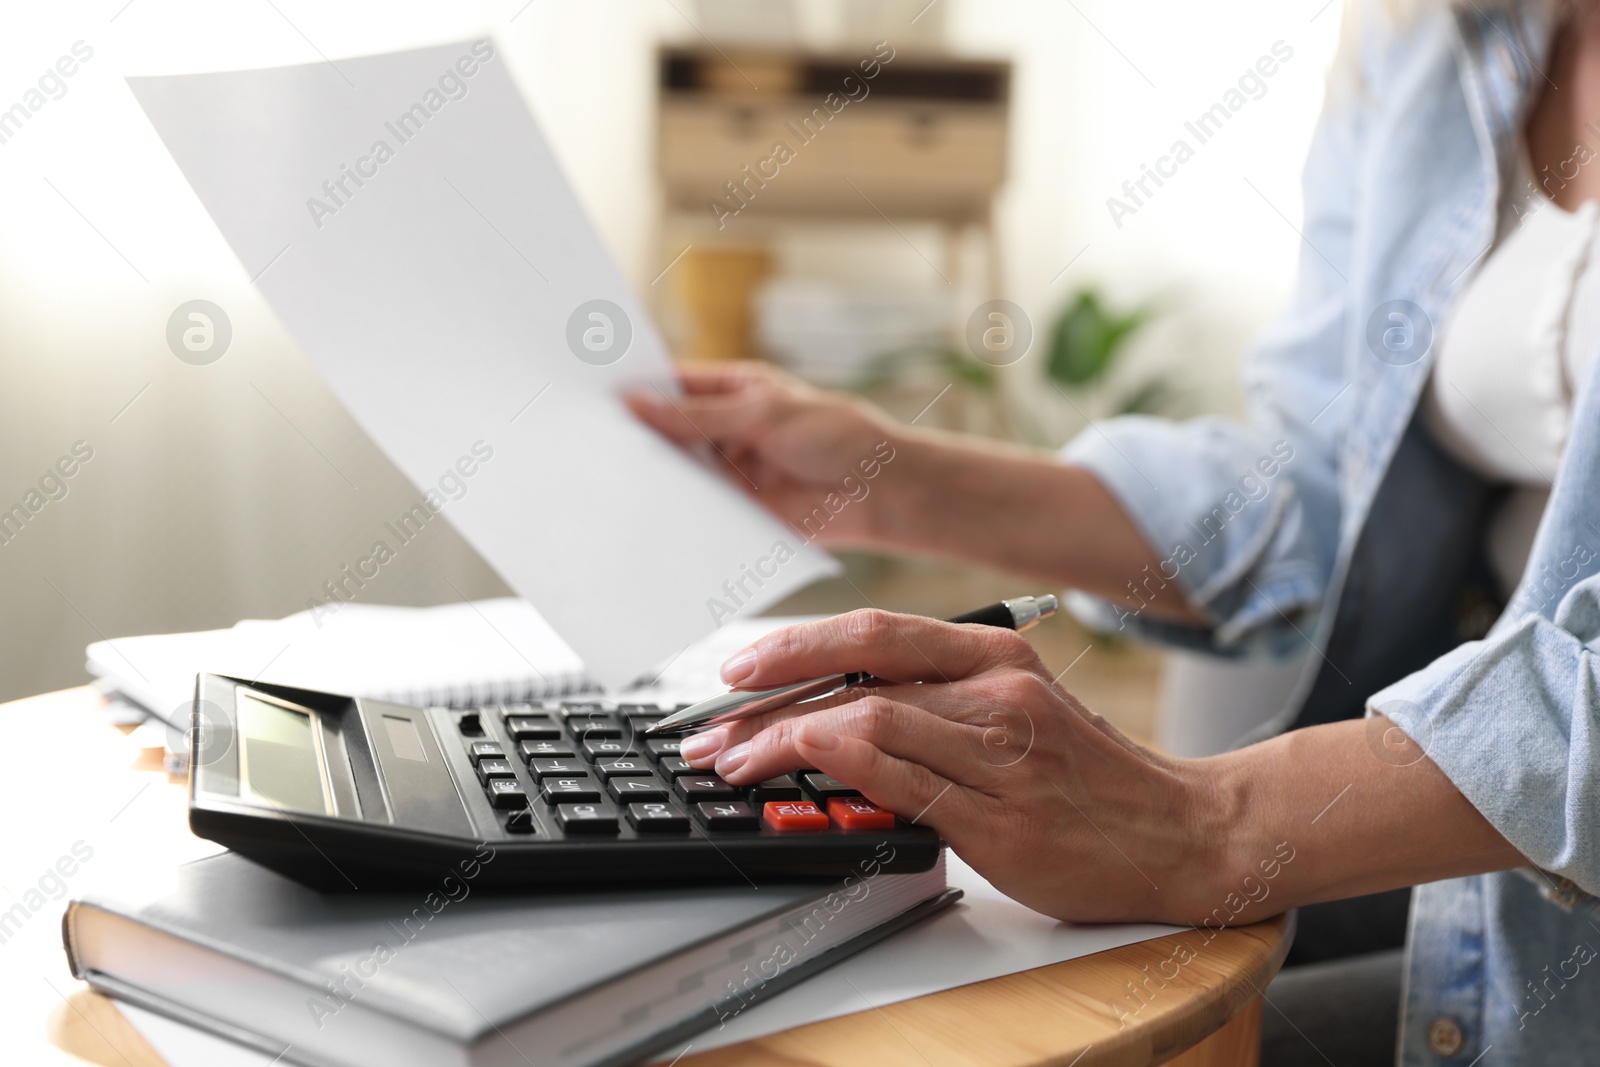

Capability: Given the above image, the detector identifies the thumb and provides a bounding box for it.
[627,384,773,447]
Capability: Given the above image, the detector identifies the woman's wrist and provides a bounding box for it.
[1169,749,1294,927]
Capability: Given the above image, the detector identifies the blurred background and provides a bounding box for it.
[0,0,1339,745]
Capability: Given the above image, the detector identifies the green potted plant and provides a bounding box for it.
[1045,288,1174,417]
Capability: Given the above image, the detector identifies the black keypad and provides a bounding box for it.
[487,778,527,809]
[802,773,859,801]
[519,740,575,760]
[505,716,561,741]
[583,739,637,760]
[445,703,925,860]
[645,739,683,760]
[749,775,803,805]
[475,758,515,783]
[607,776,669,803]
[556,803,619,834]
[541,776,601,803]
[594,757,654,780]
[657,757,695,778]
[527,758,587,779]
[675,775,739,802]
[627,802,689,833]
[694,800,758,831]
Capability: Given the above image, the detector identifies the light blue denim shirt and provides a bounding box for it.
[1064,1,1600,1062]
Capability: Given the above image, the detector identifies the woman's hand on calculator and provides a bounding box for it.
[677,609,1223,925]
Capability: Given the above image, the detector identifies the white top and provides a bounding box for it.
[1422,152,1600,595]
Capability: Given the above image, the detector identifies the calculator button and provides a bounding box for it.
[469,741,506,762]
[500,702,541,717]
[559,702,610,716]
[454,711,484,736]
[519,740,575,760]
[694,800,759,831]
[541,776,601,803]
[827,797,897,830]
[607,776,669,803]
[645,739,683,761]
[527,758,587,779]
[487,778,527,809]
[475,758,515,783]
[569,722,624,741]
[616,703,663,717]
[594,757,654,779]
[657,757,695,778]
[583,739,637,760]
[505,716,561,741]
[503,808,539,834]
[762,800,830,831]
[627,802,689,833]
[675,775,739,802]
[802,773,859,802]
[556,803,619,834]
[563,708,618,723]
[749,775,803,805]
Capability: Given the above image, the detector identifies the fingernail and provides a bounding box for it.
[715,740,752,776]
[720,647,758,684]
[679,728,726,762]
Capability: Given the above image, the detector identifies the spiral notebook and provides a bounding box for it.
[86,599,814,729]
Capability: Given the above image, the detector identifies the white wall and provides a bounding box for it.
[961,0,1344,422]
[0,0,1343,700]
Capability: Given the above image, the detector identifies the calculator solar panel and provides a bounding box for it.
[188,675,942,890]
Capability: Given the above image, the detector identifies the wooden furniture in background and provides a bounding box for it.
[654,46,1011,361]
[676,247,773,360]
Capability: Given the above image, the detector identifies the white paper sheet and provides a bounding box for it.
[115,851,1177,1065]
[126,40,838,688]
[692,851,1177,1052]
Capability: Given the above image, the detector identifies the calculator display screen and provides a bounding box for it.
[237,691,332,816]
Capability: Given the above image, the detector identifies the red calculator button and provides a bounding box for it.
[827,797,897,830]
[762,800,830,831]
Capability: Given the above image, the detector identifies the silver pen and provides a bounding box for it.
[645,594,1060,735]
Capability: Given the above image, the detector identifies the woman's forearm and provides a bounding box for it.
[1185,717,1525,926]
[872,426,1204,624]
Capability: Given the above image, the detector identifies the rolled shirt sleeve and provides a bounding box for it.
[1370,572,1600,896]
[1061,416,1330,654]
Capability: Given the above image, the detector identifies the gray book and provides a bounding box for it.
[63,850,956,1067]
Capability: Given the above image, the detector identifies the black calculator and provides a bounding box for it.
[188,674,942,890]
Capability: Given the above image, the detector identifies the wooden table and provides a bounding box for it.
[7,688,1291,1067]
